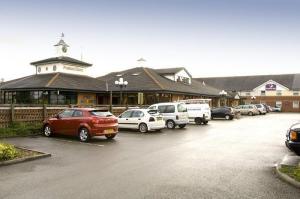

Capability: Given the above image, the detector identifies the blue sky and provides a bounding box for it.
[1,0,300,80]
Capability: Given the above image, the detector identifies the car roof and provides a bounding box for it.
[151,102,181,106]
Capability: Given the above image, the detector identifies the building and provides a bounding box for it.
[0,36,221,106]
[196,74,300,112]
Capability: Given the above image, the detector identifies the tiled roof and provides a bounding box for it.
[0,73,106,92]
[30,56,92,67]
[98,67,220,96]
[195,74,300,91]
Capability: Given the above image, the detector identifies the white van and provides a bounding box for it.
[185,103,211,125]
[148,102,189,129]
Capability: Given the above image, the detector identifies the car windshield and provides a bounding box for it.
[255,104,262,108]
[148,109,158,115]
[90,110,113,117]
[177,104,187,112]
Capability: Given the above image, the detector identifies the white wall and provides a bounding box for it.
[175,69,191,84]
[36,63,86,75]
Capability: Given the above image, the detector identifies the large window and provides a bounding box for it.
[293,101,299,109]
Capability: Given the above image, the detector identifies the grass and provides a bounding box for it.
[279,165,300,182]
[0,142,41,162]
[0,122,42,138]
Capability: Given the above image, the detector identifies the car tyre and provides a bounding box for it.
[105,134,116,140]
[79,127,90,142]
[248,112,253,116]
[139,123,148,133]
[44,125,52,137]
[166,120,176,129]
[195,117,202,125]
[203,121,208,125]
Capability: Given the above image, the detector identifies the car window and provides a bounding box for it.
[59,109,75,118]
[90,111,113,117]
[120,111,133,118]
[148,106,156,110]
[132,111,144,118]
[73,110,83,117]
[256,104,262,108]
[177,104,187,112]
[165,105,175,113]
[158,105,167,113]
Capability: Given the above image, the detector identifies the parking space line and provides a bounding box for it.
[51,138,104,147]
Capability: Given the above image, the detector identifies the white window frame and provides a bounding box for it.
[293,101,299,109]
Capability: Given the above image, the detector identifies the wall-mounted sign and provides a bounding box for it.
[265,83,276,91]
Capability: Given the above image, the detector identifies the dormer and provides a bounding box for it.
[155,67,192,85]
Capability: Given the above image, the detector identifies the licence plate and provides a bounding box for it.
[104,129,115,134]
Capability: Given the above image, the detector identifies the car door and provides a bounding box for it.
[51,109,74,134]
[67,110,84,135]
[131,111,145,129]
[118,110,133,129]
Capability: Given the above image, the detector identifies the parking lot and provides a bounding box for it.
[1,113,300,199]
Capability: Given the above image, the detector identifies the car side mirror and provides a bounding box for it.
[56,114,61,119]
[118,115,122,118]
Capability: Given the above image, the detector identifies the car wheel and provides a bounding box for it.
[225,115,230,120]
[139,123,148,133]
[248,112,253,116]
[203,121,208,125]
[105,134,116,140]
[79,127,90,142]
[178,124,186,129]
[166,120,176,129]
[44,125,52,137]
[195,117,202,125]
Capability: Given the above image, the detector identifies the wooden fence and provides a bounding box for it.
[0,104,148,128]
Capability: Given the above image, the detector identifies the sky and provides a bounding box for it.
[0,0,300,81]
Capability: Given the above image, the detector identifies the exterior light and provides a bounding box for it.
[115,77,128,105]
[290,131,298,141]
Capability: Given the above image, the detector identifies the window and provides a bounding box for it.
[46,67,48,71]
[59,110,75,118]
[53,65,57,71]
[90,111,113,117]
[177,104,187,112]
[165,105,175,113]
[73,110,83,117]
[245,92,250,96]
[261,91,266,96]
[293,101,299,109]
[148,106,157,110]
[132,111,144,118]
[38,67,41,73]
[293,92,299,96]
[120,111,133,118]
[276,91,282,96]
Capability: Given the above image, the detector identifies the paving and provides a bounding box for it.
[1,113,300,199]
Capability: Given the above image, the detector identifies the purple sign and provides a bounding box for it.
[265,83,276,91]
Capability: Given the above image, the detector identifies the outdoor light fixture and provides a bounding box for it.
[219,90,227,96]
[115,77,128,105]
[251,96,256,100]
[219,90,228,106]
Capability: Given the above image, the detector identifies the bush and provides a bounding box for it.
[0,143,20,161]
[0,122,42,138]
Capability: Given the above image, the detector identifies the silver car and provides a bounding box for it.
[234,105,260,116]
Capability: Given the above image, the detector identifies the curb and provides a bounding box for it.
[0,147,51,167]
[275,163,300,188]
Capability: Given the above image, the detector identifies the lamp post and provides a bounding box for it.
[115,78,128,105]
[219,90,228,107]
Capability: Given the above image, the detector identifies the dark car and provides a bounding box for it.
[285,122,300,155]
[43,108,118,142]
[211,107,234,120]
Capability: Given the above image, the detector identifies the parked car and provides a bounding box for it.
[184,103,211,125]
[262,104,272,113]
[254,104,267,115]
[234,104,260,116]
[267,105,273,112]
[285,122,300,155]
[211,107,235,120]
[43,108,118,142]
[271,106,282,112]
[148,102,189,129]
[118,109,165,133]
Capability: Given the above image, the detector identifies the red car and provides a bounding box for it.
[43,108,118,142]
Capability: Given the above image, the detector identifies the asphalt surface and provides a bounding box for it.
[1,113,300,199]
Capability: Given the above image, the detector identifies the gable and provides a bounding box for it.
[253,80,289,91]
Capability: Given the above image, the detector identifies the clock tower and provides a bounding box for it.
[54,33,69,56]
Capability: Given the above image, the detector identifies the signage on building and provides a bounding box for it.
[265,83,276,91]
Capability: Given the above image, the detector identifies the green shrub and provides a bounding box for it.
[0,122,42,138]
[0,143,20,161]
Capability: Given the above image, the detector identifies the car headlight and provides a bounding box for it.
[290,131,298,141]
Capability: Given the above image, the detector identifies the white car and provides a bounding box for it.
[148,102,189,129]
[185,103,211,125]
[254,104,267,115]
[118,109,165,133]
